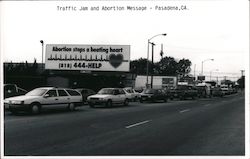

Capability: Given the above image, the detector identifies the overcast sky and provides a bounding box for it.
[1,0,249,80]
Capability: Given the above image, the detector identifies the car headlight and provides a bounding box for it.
[12,101,24,104]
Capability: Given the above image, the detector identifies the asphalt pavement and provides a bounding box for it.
[4,92,245,156]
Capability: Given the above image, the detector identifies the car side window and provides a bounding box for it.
[113,89,120,95]
[46,90,57,97]
[58,90,68,96]
[66,89,81,96]
[119,89,126,95]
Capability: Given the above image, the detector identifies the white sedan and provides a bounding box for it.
[87,88,129,108]
[123,87,141,101]
[4,87,83,114]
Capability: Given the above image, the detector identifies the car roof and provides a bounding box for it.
[101,88,122,90]
[34,87,75,90]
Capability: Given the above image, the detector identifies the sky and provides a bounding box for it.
[1,0,249,80]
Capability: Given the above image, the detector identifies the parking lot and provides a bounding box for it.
[4,92,245,156]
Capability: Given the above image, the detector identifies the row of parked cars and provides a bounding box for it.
[4,83,237,115]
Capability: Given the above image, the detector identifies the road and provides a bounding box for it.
[4,93,245,156]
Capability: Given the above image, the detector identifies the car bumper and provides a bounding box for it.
[7,104,30,111]
[87,99,107,105]
[140,96,153,101]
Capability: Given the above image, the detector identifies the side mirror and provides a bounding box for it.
[44,94,49,98]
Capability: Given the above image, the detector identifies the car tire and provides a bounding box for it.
[133,97,137,102]
[30,103,41,115]
[89,103,95,108]
[124,99,129,106]
[164,98,168,102]
[106,100,112,107]
[140,98,143,103]
[68,103,75,111]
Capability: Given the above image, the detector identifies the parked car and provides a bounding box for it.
[196,83,212,98]
[4,87,83,114]
[87,88,129,108]
[4,84,28,99]
[220,85,230,95]
[75,88,96,103]
[212,87,224,97]
[140,88,168,103]
[123,87,140,101]
[169,85,198,100]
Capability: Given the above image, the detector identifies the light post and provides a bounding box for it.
[40,40,44,69]
[201,58,214,75]
[150,42,155,88]
[210,69,219,81]
[146,33,167,88]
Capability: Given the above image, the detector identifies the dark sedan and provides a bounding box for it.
[140,88,168,103]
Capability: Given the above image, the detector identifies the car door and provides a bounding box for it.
[42,89,61,109]
[57,89,70,108]
[118,89,127,103]
[112,89,121,104]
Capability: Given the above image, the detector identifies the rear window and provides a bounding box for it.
[66,90,81,96]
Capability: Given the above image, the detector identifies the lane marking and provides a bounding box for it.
[125,120,151,129]
[179,109,190,113]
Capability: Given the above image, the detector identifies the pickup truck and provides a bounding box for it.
[169,85,198,100]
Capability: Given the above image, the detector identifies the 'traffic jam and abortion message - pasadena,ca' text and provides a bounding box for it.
[57,5,189,12]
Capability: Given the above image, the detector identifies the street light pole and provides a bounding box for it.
[40,40,44,69]
[150,42,155,88]
[201,58,214,75]
[146,33,167,88]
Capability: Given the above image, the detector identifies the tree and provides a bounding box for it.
[176,58,192,77]
[130,58,151,75]
[154,56,178,76]
[237,76,245,89]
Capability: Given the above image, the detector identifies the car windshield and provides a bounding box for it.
[26,89,47,96]
[143,89,155,94]
[98,88,114,95]
[125,89,133,93]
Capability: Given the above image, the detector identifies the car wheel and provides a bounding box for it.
[89,102,95,108]
[164,98,168,102]
[106,100,112,107]
[30,104,41,115]
[68,103,75,111]
[124,99,129,106]
[140,98,143,103]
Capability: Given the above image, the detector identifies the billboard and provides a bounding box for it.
[45,44,130,72]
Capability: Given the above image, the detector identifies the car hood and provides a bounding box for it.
[4,95,41,101]
[89,94,113,98]
[140,93,153,96]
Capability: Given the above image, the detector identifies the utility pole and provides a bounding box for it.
[193,64,196,81]
[150,42,155,89]
[160,44,164,60]
[240,70,245,77]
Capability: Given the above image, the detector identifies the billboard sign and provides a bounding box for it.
[45,44,130,72]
